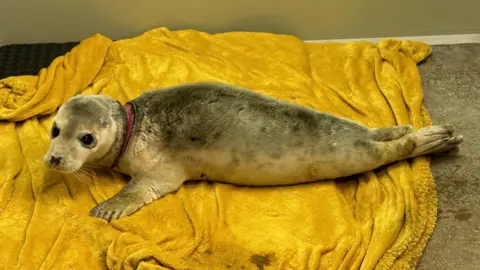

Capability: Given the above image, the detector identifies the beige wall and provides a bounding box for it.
[0,0,479,45]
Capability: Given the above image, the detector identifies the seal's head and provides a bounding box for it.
[43,94,123,173]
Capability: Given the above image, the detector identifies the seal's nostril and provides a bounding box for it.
[50,155,62,165]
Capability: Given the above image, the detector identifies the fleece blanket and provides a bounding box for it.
[0,28,435,269]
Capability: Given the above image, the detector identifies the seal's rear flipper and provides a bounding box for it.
[406,124,463,158]
[373,124,463,165]
[370,125,413,141]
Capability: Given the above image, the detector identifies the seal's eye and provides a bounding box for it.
[81,134,94,145]
[51,125,60,138]
[79,134,97,148]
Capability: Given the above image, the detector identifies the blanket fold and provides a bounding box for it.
[0,27,435,270]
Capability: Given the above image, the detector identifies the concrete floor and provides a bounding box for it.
[417,43,480,269]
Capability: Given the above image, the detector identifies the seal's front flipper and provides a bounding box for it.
[89,192,144,221]
[89,177,182,221]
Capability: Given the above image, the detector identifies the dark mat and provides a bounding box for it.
[0,42,79,80]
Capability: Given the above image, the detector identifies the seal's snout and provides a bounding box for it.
[50,155,62,166]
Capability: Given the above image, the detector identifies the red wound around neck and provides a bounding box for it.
[111,103,134,169]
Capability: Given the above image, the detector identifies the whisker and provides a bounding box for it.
[82,166,109,177]
[72,171,88,184]
[77,169,94,183]
[80,167,95,174]
[74,168,96,184]
[83,164,103,170]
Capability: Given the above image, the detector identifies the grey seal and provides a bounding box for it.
[43,82,463,221]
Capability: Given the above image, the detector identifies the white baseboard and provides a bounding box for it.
[1,33,478,47]
[305,33,480,45]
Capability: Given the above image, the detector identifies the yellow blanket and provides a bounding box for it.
[0,28,435,269]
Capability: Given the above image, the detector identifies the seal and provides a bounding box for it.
[43,82,463,221]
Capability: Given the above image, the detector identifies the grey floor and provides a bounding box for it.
[417,43,480,269]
